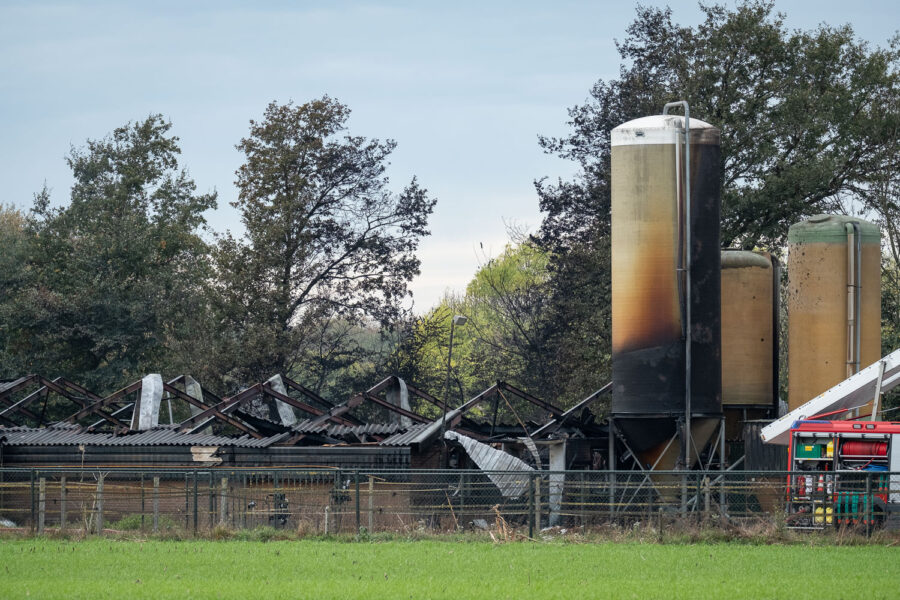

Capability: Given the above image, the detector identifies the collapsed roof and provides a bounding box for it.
[0,372,610,460]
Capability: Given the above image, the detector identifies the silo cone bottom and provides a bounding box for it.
[637,417,721,503]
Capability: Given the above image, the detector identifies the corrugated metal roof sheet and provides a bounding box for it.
[378,423,432,446]
[444,431,533,497]
[292,420,409,440]
[0,425,290,448]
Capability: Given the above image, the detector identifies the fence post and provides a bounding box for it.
[368,476,374,532]
[38,477,46,534]
[703,476,711,516]
[354,471,360,536]
[29,469,36,533]
[694,474,703,522]
[153,477,160,533]
[193,470,199,535]
[230,472,236,529]
[240,473,246,530]
[580,471,586,533]
[219,477,227,525]
[534,475,542,531]
[459,472,466,526]
[96,474,104,535]
[680,472,688,519]
[865,472,872,536]
[527,474,535,539]
[208,473,214,530]
[60,475,67,531]
[332,469,340,534]
[140,473,145,531]
[184,474,189,530]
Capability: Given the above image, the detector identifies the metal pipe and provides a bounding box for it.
[664,100,691,469]
[771,255,782,416]
[846,222,862,378]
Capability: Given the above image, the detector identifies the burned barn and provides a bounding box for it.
[0,373,610,473]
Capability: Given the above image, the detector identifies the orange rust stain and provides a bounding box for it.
[611,144,682,353]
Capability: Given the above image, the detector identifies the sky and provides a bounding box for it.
[1,1,898,312]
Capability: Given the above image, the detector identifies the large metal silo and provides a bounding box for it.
[720,250,779,439]
[610,111,722,470]
[787,215,881,413]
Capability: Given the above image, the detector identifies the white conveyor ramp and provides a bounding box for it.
[761,349,900,445]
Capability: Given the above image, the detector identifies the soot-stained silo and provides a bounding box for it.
[787,215,881,413]
[720,250,779,440]
[610,111,722,470]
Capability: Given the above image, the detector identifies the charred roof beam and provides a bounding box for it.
[262,383,357,426]
[1,376,129,429]
[531,382,611,438]
[497,381,564,418]
[161,382,263,439]
[178,383,264,433]
[63,380,142,425]
[346,392,431,424]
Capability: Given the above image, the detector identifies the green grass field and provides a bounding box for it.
[1,538,898,599]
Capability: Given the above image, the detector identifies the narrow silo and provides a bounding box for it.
[720,250,779,439]
[610,112,722,470]
[787,215,881,413]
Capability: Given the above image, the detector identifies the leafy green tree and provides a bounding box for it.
[0,204,30,376]
[534,1,900,405]
[2,116,216,393]
[219,97,436,385]
[462,242,550,393]
[385,242,582,417]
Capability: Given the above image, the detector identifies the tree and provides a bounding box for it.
[0,205,30,376]
[383,242,588,415]
[219,97,436,384]
[2,116,217,393]
[533,1,900,405]
[462,242,551,392]
[539,2,900,251]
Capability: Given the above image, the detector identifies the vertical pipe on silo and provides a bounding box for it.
[846,222,860,378]
[664,100,692,469]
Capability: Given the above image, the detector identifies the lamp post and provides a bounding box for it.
[440,314,467,456]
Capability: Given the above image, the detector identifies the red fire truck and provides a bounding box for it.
[787,419,900,529]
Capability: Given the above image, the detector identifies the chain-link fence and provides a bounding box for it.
[0,468,896,536]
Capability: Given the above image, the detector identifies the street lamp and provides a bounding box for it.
[440,314,467,453]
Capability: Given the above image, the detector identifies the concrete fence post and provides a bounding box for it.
[527,474,535,538]
[140,474,145,531]
[324,505,330,535]
[219,477,228,525]
[153,477,160,533]
[354,471,361,536]
[368,476,374,532]
[60,476,67,531]
[29,469,36,533]
[193,470,199,535]
[96,475,104,535]
[38,477,46,534]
